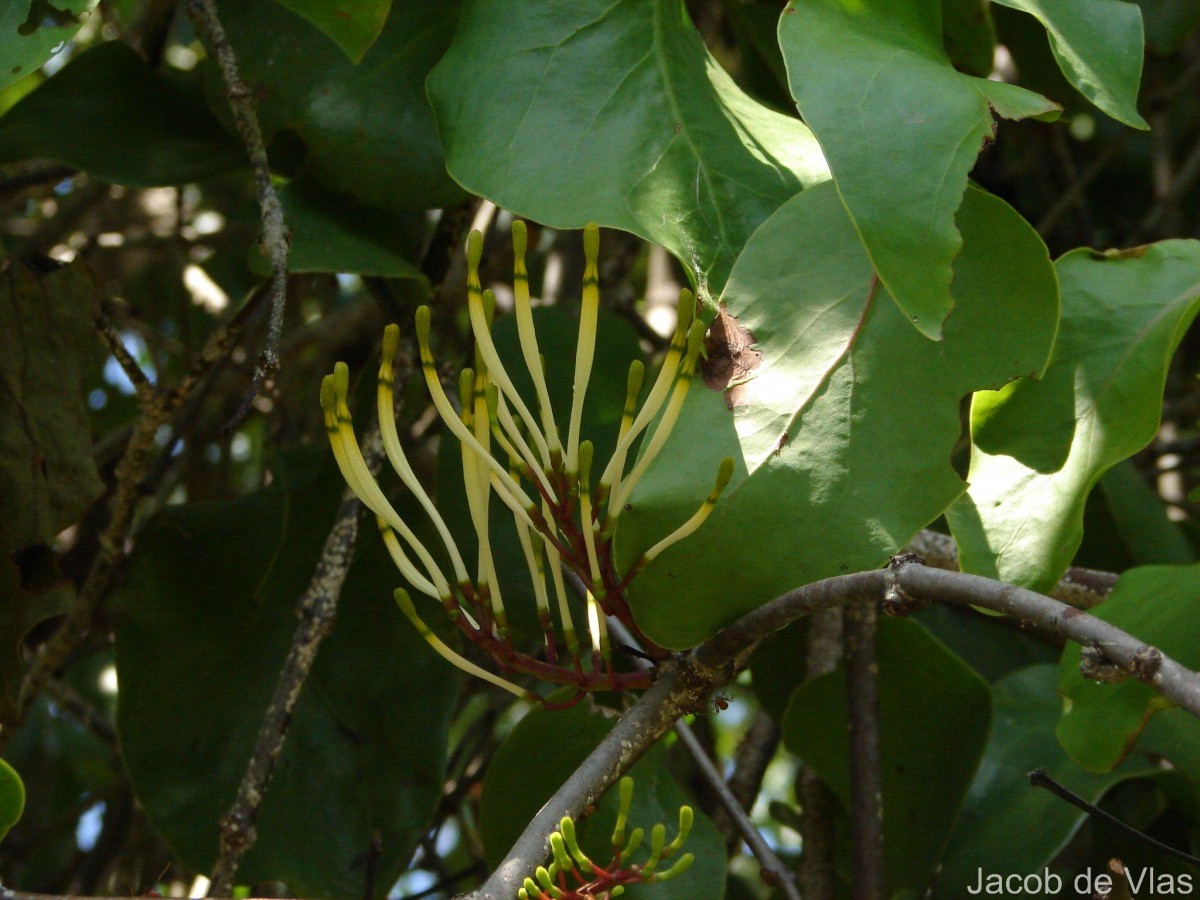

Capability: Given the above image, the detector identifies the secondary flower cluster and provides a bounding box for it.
[322,221,732,700]
[518,777,695,899]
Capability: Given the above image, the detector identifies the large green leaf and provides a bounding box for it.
[427,0,829,294]
[115,456,461,898]
[781,618,992,895]
[1057,563,1200,772]
[270,0,392,62]
[211,0,463,212]
[993,0,1148,128]
[480,697,727,899]
[941,0,997,77]
[934,665,1158,897]
[1099,461,1195,566]
[947,241,1200,593]
[0,41,246,185]
[0,757,23,842]
[0,0,95,92]
[615,181,1058,649]
[249,182,425,279]
[0,259,102,720]
[779,0,1060,338]
[1135,0,1200,54]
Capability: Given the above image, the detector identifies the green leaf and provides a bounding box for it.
[212,0,463,212]
[1057,563,1200,772]
[781,618,992,895]
[1140,707,1200,786]
[0,0,96,92]
[115,455,462,898]
[1099,460,1195,566]
[0,258,103,721]
[747,620,808,723]
[914,603,1060,683]
[270,0,392,62]
[249,182,425,278]
[0,41,246,185]
[480,698,727,899]
[0,756,23,842]
[992,0,1148,128]
[947,241,1200,593]
[934,664,1158,897]
[941,0,997,77]
[427,0,829,293]
[616,181,1058,649]
[779,0,1060,338]
[1134,0,1200,55]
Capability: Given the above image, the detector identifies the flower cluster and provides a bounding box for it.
[518,777,696,899]
[321,221,731,700]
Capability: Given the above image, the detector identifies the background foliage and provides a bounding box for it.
[1,0,1200,897]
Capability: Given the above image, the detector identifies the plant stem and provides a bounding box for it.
[184,0,290,428]
[798,607,843,900]
[206,432,379,896]
[463,558,1200,898]
[673,720,800,899]
[843,600,885,900]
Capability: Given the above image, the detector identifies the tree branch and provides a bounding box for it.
[906,529,1117,609]
[592,583,797,894]
[184,0,289,426]
[205,205,474,893]
[205,429,380,897]
[843,600,884,900]
[462,559,1200,897]
[798,605,842,900]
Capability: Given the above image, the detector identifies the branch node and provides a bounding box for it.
[1079,640,1130,684]
[881,579,927,617]
[1132,645,1164,682]
[882,553,928,616]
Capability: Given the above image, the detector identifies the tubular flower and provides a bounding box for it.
[321,221,733,698]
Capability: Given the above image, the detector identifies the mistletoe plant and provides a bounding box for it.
[321,221,733,701]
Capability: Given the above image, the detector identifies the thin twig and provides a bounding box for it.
[906,529,1117,609]
[1028,768,1200,867]
[843,600,885,900]
[580,579,798,894]
[93,309,154,404]
[464,661,699,900]
[41,676,117,749]
[184,0,290,428]
[1134,130,1200,242]
[673,720,800,899]
[798,607,842,900]
[462,559,1200,898]
[205,430,381,896]
[1036,131,1126,238]
[571,578,796,897]
[714,709,780,852]
[0,164,75,202]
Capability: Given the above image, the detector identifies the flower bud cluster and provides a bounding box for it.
[518,776,696,899]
